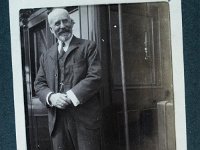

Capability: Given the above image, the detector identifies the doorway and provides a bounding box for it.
[99,3,174,150]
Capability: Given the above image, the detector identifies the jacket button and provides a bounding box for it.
[55,74,57,77]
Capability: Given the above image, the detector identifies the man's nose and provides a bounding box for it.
[60,21,66,28]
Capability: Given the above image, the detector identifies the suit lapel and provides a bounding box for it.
[49,36,80,61]
[49,44,58,62]
[64,36,80,58]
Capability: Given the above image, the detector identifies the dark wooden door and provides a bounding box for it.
[100,3,173,150]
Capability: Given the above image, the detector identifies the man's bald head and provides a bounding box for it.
[48,8,71,26]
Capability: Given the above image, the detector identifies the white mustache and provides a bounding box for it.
[58,29,71,35]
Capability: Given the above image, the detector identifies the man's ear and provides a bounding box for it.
[71,19,75,28]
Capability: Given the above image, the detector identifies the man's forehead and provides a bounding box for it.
[48,8,69,23]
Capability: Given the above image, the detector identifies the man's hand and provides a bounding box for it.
[49,93,72,109]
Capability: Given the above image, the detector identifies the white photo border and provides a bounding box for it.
[9,0,186,150]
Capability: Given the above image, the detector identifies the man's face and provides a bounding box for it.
[48,9,74,42]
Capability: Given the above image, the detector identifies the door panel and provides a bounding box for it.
[110,4,161,88]
[29,21,48,97]
[100,3,173,150]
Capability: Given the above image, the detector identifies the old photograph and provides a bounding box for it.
[6,0,187,149]
[19,3,176,150]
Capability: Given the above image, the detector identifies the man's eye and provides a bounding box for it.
[55,22,60,26]
[63,19,68,24]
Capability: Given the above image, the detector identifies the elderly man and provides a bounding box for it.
[34,8,102,150]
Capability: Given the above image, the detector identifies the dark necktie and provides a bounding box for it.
[58,42,65,59]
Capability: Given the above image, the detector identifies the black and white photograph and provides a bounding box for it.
[9,0,186,150]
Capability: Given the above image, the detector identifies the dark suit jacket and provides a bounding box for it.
[34,36,102,135]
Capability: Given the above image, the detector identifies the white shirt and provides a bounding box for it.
[46,35,80,107]
[58,35,73,53]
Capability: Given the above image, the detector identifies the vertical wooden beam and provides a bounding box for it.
[118,4,130,150]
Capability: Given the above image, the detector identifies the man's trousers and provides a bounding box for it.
[51,109,101,150]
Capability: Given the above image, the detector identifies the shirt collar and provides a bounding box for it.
[58,34,74,52]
